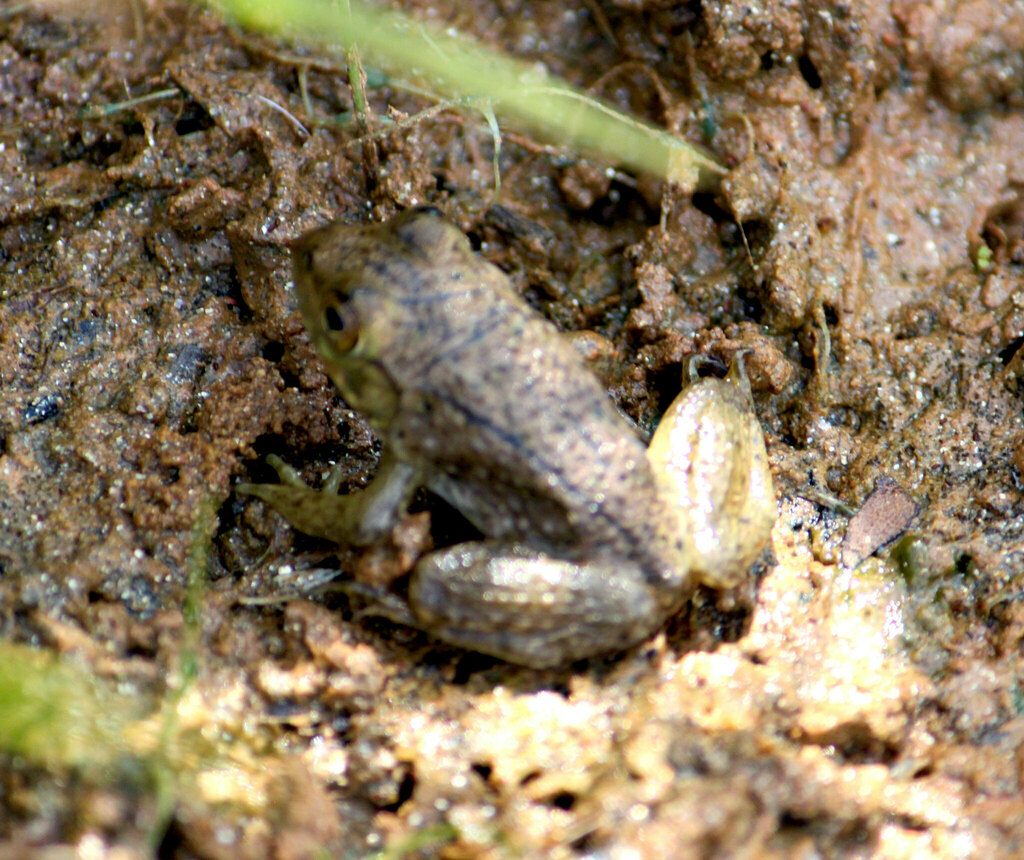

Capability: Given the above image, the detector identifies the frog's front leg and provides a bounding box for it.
[395,543,676,668]
[238,450,421,546]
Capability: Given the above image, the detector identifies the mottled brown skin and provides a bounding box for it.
[240,209,775,668]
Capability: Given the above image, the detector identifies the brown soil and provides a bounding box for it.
[2,0,1024,857]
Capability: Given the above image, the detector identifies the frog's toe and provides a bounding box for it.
[265,454,310,488]
[235,456,312,502]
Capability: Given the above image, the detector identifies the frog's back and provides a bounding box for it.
[370,219,672,574]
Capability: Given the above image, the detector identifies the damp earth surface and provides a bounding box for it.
[2,1,1024,858]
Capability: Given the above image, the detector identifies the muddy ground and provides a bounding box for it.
[2,0,1024,857]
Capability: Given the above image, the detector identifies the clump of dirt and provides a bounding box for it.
[2,0,1024,858]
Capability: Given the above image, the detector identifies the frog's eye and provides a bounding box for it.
[324,306,345,330]
[322,294,360,352]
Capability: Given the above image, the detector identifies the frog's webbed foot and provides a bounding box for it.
[237,451,421,547]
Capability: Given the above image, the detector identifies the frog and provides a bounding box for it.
[239,207,776,668]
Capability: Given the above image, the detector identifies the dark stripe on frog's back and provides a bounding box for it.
[381,283,514,379]
[373,255,530,382]
[356,249,520,369]
[361,238,499,304]
[416,307,510,378]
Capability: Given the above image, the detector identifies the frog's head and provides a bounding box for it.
[290,208,476,431]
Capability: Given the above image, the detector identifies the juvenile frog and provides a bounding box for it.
[240,208,775,668]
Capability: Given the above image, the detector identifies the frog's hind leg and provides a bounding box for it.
[406,543,671,668]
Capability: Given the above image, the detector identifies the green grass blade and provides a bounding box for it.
[209,0,726,191]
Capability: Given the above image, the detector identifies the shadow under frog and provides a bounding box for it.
[239,208,776,669]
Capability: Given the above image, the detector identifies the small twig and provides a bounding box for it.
[580,0,618,48]
[76,87,183,121]
[235,90,310,136]
[336,0,381,193]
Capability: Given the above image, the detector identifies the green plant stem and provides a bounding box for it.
[209,0,726,191]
